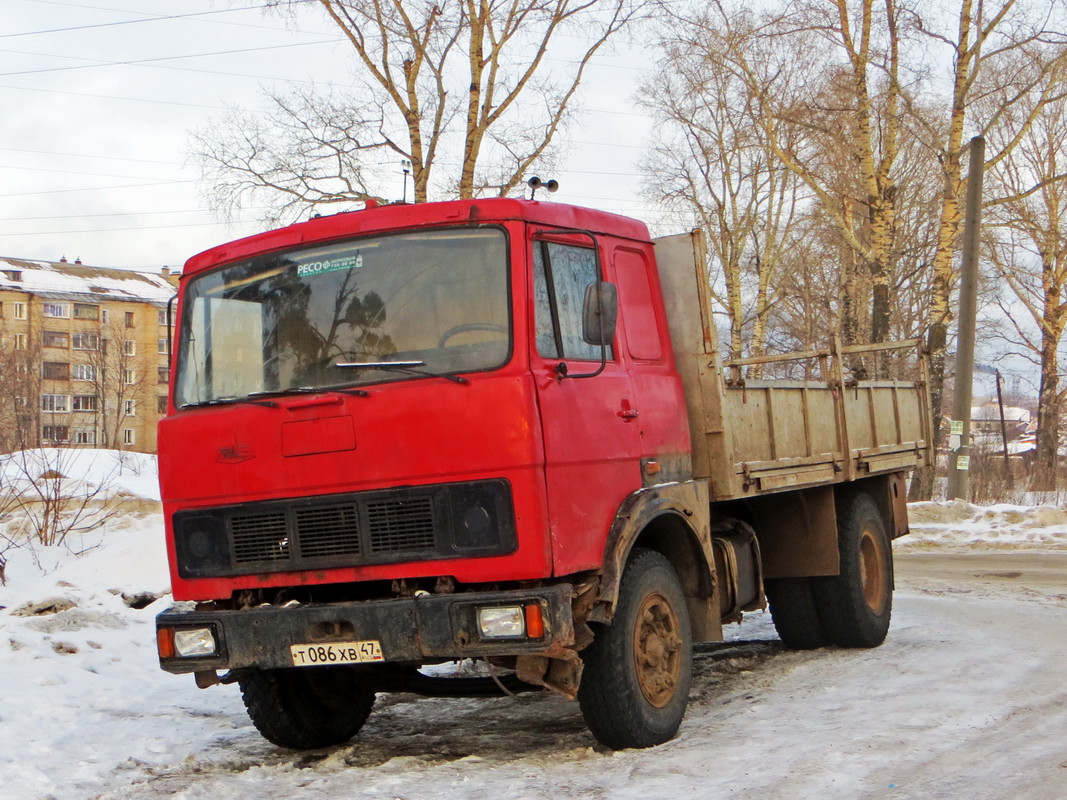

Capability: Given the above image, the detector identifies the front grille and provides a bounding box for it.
[367,497,435,552]
[296,505,361,559]
[173,480,517,578]
[231,512,290,563]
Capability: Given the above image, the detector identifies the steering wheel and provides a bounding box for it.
[437,323,508,348]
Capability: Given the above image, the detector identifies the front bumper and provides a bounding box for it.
[156,583,575,674]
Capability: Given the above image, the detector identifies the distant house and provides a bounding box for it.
[0,257,178,454]
[970,403,1031,445]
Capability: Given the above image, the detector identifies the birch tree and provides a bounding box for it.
[661,0,913,354]
[638,27,808,366]
[907,1,1067,498]
[195,0,643,220]
[984,50,1067,491]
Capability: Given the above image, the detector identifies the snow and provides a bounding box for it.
[904,500,1067,551]
[0,257,175,304]
[0,448,161,503]
[1,459,1065,799]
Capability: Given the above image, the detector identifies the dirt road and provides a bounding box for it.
[895,550,1067,595]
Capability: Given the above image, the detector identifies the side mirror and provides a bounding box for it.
[582,281,618,346]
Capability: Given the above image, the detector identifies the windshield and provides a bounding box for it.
[174,227,510,406]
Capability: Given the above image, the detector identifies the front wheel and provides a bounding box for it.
[578,548,693,749]
[238,665,376,750]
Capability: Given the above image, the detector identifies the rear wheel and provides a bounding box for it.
[578,548,693,749]
[764,576,827,649]
[237,665,376,749]
[812,492,893,647]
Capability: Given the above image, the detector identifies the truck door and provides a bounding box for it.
[529,232,643,575]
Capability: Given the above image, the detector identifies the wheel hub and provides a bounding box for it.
[859,528,888,613]
[634,592,683,708]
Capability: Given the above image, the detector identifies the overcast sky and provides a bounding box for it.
[2,0,660,271]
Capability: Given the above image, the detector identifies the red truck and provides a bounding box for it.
[155,198,932,750]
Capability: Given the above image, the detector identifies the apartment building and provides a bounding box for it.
[0,256,178,454]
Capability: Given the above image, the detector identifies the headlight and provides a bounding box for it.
[173,512,231,578]
[172,627,218,657]
[477,606,525,639]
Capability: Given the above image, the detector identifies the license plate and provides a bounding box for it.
[290,640,383,667]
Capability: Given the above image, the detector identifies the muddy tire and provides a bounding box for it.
[578,548,693,749]
[237,666,375,749]
[812,492,893,648]
[764,577,828,650]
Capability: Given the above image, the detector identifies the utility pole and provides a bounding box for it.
[947,136,985,501]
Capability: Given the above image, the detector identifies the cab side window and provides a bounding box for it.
[533,241,612,362]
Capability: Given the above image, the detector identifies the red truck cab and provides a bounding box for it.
[160,198,689,596]
[157,199,702,749]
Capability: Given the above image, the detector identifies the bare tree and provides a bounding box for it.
[662,0,914,354]
[195,0,644,220]
[983,54,1067,490]
[72,317,151,450]
[0,317,42,454]
[0,448,126,550]
[639,27,809,367]
[907,0,1067,498]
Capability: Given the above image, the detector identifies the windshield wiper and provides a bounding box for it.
[247,386,370,399]
[180,385,371,409]
[333,360,469,385]
[179,396,279,409]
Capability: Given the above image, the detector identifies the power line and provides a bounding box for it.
[0,180,189,197]
[0,208,260,222]
[0,145,181,166]
[19,0,338,36]
[0,162,182,181]
[2,3,273,39]
[0,38,341,78]
[0,82,232,111]
[0,219,258,236]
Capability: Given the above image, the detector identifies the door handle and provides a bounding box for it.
[618,408,639,420]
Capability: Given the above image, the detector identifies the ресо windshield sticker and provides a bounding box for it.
[296,253,364,277]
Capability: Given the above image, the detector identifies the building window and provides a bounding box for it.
[124,369,135,384]
[41,394,69,413]
[72,364,97,381]
[125,311,135,328]
[13,302,27,320]
[72,395,98,412]
[157,338,171,355]
[101,308,109,323]
[158,367,170,384]
[73,303,99,320]
[157,309,168,326]
[43,425,70,443]
[42,302,70,318]
[74,428,97,445]
[122,428,135,446]
[72,332,99,350]
[13,333,27,350]
[123,399,136,416]
[124,339,136,356]
[42,362,70,380]
[157,395,168,414]
[43,330,69,348]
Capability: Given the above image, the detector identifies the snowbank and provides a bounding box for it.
[0,448,160,502]
[902,500,1067,551]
